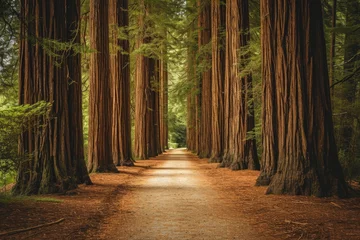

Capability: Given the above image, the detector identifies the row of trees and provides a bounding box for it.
[12,0,169,195]
[187,0,350,197]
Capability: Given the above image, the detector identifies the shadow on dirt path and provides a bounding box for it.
[95,148,268,240]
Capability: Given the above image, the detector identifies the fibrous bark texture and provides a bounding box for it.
[209,0,225,163]
[257,0,347,197]
[134,0,161,159]
[88,0,118,173]
[198,0,212,158]
[15,0,88,194]
[159,43,169,152]
[222,0,259,170]
[186,13,198,152]
[67,0,92,184]
[109,0,134,166]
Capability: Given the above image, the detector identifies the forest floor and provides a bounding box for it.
[0,148,360,240]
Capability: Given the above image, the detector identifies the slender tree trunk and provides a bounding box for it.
[88,0,118,173]
[15,0,79,194]
[209,0,225,163]
[134,0,147,159]
[257,0,347,197]
[160,38,168,152]
[145,57,158,157]
[329,0,336,98]
[67,0,92,184]
[186,20,197,151]
[109,0,134,166]
[154,60,162,155]
[198,0,212,158]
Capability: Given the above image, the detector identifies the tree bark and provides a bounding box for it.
[186,20,197,152]
[159,40,168,152]
[134,0,160,159]
[88,0,118,173]
[134,0,147,159]
[198,0,212,158]
[221,0,259,170]
[209,0,225,163]
[329,0,336,98]
[67,0,92,184]
[15,0,81,194]
[257,0,347,197]
[109,0,134,166]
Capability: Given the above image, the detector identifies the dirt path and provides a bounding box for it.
[2,149,360,239]
[96,149,268,240]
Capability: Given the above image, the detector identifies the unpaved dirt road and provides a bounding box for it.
[96,149,268,240]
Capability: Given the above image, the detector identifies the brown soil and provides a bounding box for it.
[0,149,359,239]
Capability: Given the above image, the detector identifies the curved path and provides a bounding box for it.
[98,149,267,240]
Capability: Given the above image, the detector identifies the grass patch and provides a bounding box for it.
[0,194,63,204]
[32,197,63,203]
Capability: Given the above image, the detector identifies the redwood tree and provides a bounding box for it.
[256,0,347,197]
[159,40,169,152]
[134,0,161,159]
[15,0,87,194]
[88,0,118,172]
[109,0,133,166]
[67,0,92,184]
[198,0,212,158]
[221,0,259,170]
[209,0,225,163]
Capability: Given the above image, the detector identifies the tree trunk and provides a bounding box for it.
[257,0,347,197]
[209,0,225,163]
[336,0,360,179]
[134,0,160,159]
[109,0,134,166]
[198,0,212,158]
[67,0,92,184]
[134,0,147,159]
[88,0,118,173]
[186,27,197,152]
[160,40,168,152]
[15,0,80,194]
[221,0,259,170]
[329,0,336,98]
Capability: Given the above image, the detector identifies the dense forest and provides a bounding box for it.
[0,0,359,198]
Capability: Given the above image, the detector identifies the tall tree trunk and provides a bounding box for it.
[186,20,197,152]
[160,39,168,152]
[257,0,347,197]
[134,0,147,159]
[198,0,212,158]
[134,1,160,159]
[154,59,162,155]
[88,0,118,173]
[109,0,134,166]
[15,0,79,194]
[336,0,360,179]
[329,0,336,98]
[221,0,259,170]
[67,0,92,184]
[209,0,225,163]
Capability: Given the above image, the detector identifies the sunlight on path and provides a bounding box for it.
[100,149,266,240]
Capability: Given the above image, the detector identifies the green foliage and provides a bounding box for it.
[0,101,51,187]
[0,194,63,204]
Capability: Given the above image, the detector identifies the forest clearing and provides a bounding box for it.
[1,0,360,239]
